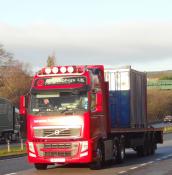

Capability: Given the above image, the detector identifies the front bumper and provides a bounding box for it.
[26,140,92,164]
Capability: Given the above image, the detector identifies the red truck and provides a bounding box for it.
[19,65,163,170]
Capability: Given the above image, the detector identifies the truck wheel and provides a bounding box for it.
[34,163,47,170]
[116,140,125,163]
[112,140,118,162]
[90,143,104,170]
[150,139,156,155]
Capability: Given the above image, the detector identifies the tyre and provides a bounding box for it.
[137,136,149,157]
[150,137,156,155]
[150,143,155,155]
[90,142,104,170]
[147,144,152,156]
[34,163,47,170]
[136,145,148,157]
[146,137,152,156]
[112,139,118,162]
[116,139,125,163]
[136,146,144,157]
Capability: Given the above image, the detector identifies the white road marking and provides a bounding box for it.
[118,171,127,174]
[130,166,138,170]
[156,158,162,161]
[116,152,172,175]
[4,173,16,175]
[140,163,148,166]
[162,156,169,159]
[147,161,154,164]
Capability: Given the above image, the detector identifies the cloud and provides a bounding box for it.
[0,21,172,70]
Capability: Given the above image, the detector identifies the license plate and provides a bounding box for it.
[50,158,65,163]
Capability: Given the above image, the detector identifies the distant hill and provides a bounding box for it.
[147,70,172,79]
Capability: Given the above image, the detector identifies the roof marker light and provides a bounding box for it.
[60,66,67,73]
[45,67,51,74]
[52,67,58,74]
[77,67,84,73]
[67,66,74,73]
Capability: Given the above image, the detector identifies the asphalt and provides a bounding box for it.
[0,153,27,160]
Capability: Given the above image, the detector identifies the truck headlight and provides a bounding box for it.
[80,141,88,152]
[34,129,43,138]
[28,142,35,153]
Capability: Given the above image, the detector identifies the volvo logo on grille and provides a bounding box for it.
[54,130,60,135]
[43,128,70,138]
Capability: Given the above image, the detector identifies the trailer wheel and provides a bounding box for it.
[34,163,47,170]
[136,147,143,157]
[90,142,104,170]
[143,142,149,156]
[137,135,149,157]
[150,143,155,155]
[150,137,156,155]
[136,146,146,156]
[146,135,156,156]
[116,139,125,163]
[147,145,152,156]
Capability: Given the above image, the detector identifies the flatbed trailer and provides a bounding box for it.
[111,128,163,133]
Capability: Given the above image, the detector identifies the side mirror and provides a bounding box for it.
[96,91,103,112]
[19,96,27,116]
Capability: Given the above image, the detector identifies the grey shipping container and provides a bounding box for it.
[104,66,147,128]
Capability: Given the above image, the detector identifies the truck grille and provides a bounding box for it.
[36,142,79,158]
[44,151,71,157]
[44,143,71,149]
[34,127,81,138]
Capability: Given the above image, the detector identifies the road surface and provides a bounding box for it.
[0,133,172,175]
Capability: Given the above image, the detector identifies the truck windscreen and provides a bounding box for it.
[29,90,88,116]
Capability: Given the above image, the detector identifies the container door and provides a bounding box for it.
[105,70,130,128]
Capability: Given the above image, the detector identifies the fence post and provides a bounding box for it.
[21,138,24,151]
[7,140,10,152]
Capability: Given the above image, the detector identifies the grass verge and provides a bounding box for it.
[164,126,172,133]
[0,145,26,158]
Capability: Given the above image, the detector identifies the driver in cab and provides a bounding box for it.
[43,98,54,110]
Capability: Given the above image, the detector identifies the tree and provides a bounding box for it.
[46,53,56,67]
[0,44,32,107]
[0,44,14,66]
[0,62,32,106]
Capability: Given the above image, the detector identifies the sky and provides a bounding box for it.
[0,0,172,72]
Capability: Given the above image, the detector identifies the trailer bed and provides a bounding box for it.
[111,127,163,133]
